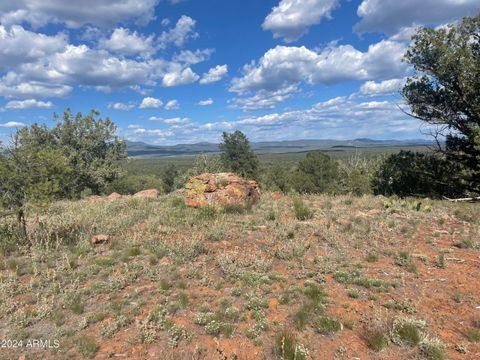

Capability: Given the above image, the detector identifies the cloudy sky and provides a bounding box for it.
[0,0,478,145]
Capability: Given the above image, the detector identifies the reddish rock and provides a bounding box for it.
[87,195,104,201]
[272,191,282,200]
[107,192,123,200]
[91,234,110,245]
[185,172,261,209]
[133,189,160,199]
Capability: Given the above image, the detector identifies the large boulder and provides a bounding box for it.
[185,172,261,208]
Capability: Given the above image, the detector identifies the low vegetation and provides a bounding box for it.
[0,193,478,359]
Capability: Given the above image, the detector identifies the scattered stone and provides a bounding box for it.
[91,234,110,245]
[185,172,261,208]
[272,191,282,200]
[107,192,122,200]
[133,189,160,199]
[87,195,104,201]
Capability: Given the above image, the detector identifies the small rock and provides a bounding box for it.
[134,189,160,199]
[87,195,104,201]
[272,191,282,200]
[91,234,109,245]
[107,192,122,200]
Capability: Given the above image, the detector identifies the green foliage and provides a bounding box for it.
[176,153,224,187]
[403,15,480,194]
[293,198,314,220]
[0,147,71,210]
[162,163,178,193]
[273,329,307,360]
[7,109,126,198]
[290,152,339,194]
[338,153,377,195]
[261,164,293,192]
[106,174,163,195]
[372,151,463,198]
[313,316,342,335]
[76,336,99,358]
[219,130,259,179]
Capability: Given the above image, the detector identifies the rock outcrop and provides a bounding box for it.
[133,189,160,199]
[185,172,260,208]
[107,192,123,200]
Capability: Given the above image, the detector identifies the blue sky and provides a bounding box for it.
[0,0,479,145]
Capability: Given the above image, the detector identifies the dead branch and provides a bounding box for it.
[442,196,480,202]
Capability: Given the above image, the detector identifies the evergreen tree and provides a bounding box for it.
[219,130,259,179]
[402,15,480,194]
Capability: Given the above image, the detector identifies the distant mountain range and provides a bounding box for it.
[125,138,433,157]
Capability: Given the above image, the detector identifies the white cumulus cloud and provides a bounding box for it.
[100,28,155,57]
[139,97,163,109]
[357,78,406,97]
[200,64,228,84]
[198,98,213,106]
[108,102,135,111]
[0,121,26,127]
[158,15,198,48]
[0,0,159,28]
[162,67,199,87]
[355,0,480,34]
[230,41,407,109]
[263,0,339,42]
[5,98,53,109]
[165,99,180,110]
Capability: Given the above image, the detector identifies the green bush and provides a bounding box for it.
[372,151,463,198]
[290,152,339,194]
[106,174,163,195]
[293,198,314,220]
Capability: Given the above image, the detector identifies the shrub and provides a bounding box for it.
[106,174,163,195]
[313,316,342,335]
[293,198,314,220]
[420,337,447,360]
[76,336,99,358]
[290,152,339,194]
[273,328,308,360]
[372,151,463,198]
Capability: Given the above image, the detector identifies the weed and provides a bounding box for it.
[273,328,308,360]
[365,252,379,263]
[383,299,416,314]
[420,337,446,360]
[363,326,389,352]
[391,317,426,346]
[313,316,342,335]
[293,198,314,220]
[435,254,446,268]
[347,289,360,299]
[76,336,99,358]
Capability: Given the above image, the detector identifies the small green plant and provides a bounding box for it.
[420,337,447,360]
[313,316,342,335]
[465,328,480,342]
[435,254,446,269]
[364,328,388,352]
[266,209,277,221]
[383,299,416,314]
[347,289,360,299]
[76,336,99,358]
[293,304,311,331]
[391,317,426,346]
[293,198,314,220]
[273,328,308,360]
[365,252,379,263]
